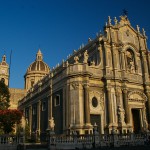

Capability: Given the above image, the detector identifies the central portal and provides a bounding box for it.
[131,109,141,133]
[90,114,101,133]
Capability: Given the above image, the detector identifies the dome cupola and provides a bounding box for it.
[24,49,50,90]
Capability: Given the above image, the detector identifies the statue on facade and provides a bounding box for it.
[117,105,125,125]
[83,50,89,63]
[74,56,79,64]
[129,60,135,73]
[49,117,55,131]
[126,50,135,73]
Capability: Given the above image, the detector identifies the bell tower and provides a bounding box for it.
[0,55,9,86]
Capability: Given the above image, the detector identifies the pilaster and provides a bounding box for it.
[37,101,41,133]
[106,87,113,126]
[29,105,32,134]
[122,89,130,125]
[83,83,91,126]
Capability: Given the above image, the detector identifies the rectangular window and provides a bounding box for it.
[31,80,34,87]
[32,106,37,115]
[42,101,46,111]
[55,95,60,106]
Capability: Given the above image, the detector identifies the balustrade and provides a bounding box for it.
[49,133,150,149]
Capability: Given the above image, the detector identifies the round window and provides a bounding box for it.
[92,97,98,107]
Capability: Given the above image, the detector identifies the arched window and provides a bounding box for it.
[126,49,135,73]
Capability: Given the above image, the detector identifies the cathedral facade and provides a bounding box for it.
[17,15,150,136]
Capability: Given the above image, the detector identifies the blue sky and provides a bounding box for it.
[0,0,150,89]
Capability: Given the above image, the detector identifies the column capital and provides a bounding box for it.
[106,86,111,92]
[83,83,90,88]
[122,88,128,94]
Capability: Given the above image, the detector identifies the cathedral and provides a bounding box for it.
[1,15,150,136]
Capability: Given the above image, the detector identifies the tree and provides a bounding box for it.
[0,80,22,134]
[0,80,10,110]
[0,109,22,134]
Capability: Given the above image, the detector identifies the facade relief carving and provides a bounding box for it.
[128,91,147,103]
[83,50,89,63]
[71,82,80,90]
[117,105,125,126]
[126,50,135,73]
[74,56,79,64]
[89,91,104,113]
[128,91,147,102]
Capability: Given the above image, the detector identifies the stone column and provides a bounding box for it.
[107,87,113,125]
[84,83,91,125]
[104,42,108,67]
[143,54,148,74]
[121,52,125,70]
[122,89,130,124]
[29,105,32,134]
[50,84,53,119]
[37,101,41,132]
[112,44,117,69]
[116,89,120,106]
[67,83,70,130]
[134,54,138,73]
[47,73,53,130]
[47,89,53,129]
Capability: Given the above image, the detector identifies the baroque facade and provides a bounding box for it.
[17,15,150,136]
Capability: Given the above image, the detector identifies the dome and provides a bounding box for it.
[26,49,50,74]
[24,49,50,90]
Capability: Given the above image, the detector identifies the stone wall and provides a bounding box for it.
[9,88,27,109]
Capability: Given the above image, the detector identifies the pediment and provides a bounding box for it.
[128,91,147,102]
[118,25,139,49]
[129,93,143,100]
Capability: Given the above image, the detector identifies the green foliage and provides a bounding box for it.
[0,109,22,134]
[0,80,10,110]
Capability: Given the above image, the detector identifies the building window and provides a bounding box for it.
[42,101,46,111]
[55,95,60,106]
[92,97,98,108]
[31,80,34,87]
[32,106,37,115]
